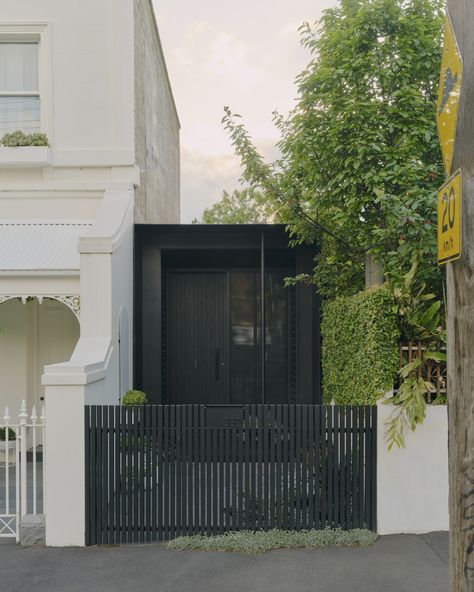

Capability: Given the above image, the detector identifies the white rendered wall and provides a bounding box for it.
[43,188,134,546]
[0,0,179,220]
[0,190,103,221]
[377,404,449,535]
[0,0,134,170]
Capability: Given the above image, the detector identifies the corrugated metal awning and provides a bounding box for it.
[0,221,93,273]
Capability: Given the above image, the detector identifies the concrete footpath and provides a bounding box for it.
[0,532,448,592]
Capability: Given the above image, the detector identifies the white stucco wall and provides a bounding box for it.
[0,190,103,221]
[0,0,134,172]
[43,188,134,546]
[377,404,449,535]
[0,0,180,224]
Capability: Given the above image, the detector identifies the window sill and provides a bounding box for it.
[0,146,51,167]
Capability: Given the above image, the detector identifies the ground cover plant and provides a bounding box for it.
[168,528,378,554]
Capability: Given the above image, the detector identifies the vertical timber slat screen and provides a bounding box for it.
[85,405,377,545]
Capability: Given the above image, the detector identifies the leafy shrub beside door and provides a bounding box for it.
[122,389,148,406]
[322,287,399,404]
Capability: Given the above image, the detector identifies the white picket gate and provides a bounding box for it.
[0,400,45,542]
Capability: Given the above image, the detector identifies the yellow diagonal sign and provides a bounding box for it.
[436,16,462,177]
[437,169,461,265]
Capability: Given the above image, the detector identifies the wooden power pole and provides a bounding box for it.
[447,1,474,590]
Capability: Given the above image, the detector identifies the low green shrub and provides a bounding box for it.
[322,286,400,404]
[122,389,148,406]
[0,427,16,441]
[1,131,49,147]
[168,528,378,554]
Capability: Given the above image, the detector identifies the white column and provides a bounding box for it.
[42,189,134,546]
[44,385,85,546]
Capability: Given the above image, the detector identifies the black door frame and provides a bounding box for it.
[134,224,322,405]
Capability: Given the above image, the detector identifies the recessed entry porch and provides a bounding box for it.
[135,225,321,405]
[0,297,80,414]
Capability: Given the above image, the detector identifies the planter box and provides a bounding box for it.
[0,440,16,464]
[0,146,51,167]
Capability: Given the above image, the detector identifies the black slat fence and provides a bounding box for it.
[85,405,377,545]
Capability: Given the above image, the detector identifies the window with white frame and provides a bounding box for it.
[0,42,40,137]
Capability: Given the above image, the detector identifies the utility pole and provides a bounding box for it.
[446,2,474,590]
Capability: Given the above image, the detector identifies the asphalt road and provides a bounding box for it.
[0,532,448,592]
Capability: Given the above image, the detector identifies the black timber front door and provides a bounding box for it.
[167,272,229,403]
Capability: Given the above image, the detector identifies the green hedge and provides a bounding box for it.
[321,287,399,404]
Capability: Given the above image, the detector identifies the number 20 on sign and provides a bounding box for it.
[437,169,461,265]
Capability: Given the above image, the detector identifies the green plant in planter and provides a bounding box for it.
[385,348,446,450]
[122,389,148,406]
[385,259,446,449]
[1,130,49,147]
[0,427,16,441]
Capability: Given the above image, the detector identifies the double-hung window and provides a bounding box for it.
[0,42,40,136]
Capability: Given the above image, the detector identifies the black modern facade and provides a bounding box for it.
[134,225,321,405]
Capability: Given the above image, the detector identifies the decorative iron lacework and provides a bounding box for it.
[0,295,80,320]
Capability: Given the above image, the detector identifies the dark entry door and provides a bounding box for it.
[167,272,229,403]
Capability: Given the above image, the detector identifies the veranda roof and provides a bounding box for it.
[0,221,93,273]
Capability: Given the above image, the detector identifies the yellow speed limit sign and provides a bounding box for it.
[437,169,461,265]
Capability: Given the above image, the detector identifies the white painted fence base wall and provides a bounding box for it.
[377,403,449,535]
[43,387,84,547]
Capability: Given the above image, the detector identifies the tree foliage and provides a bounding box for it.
[193,188,275,224]
[223,0,445,299]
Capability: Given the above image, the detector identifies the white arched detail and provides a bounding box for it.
[0,295,81,320]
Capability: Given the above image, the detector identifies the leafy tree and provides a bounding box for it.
[223,0,445,299]
[193,188,275,224]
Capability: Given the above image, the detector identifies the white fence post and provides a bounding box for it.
[19,400,28,518]
[41,404,46,516]
[3,407,10,517]
[44,385,86,547]
[31,406,37,515]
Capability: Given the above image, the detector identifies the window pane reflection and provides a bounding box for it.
[230,271,288,404]
[231,272,260,403]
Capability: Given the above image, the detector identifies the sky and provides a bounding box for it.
[152,0,338,222]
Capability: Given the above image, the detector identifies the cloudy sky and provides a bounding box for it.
[152,0,338,222]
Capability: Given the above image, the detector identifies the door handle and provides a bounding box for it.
[215,348,220,381]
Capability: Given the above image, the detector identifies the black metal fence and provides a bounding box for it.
[85,405,377,545]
